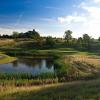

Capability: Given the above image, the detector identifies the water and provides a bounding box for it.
[0,58,54,74]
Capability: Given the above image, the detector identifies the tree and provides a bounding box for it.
[12,31,19,39]
[2,34,10,38]
[71,38,77,48]
[64,30,72,47]
[45,36,56,48]
[83,34,91,50]
[77,37,83,49]
[23,29,40,39]
[98,37,100,41]
[31,29,40,40]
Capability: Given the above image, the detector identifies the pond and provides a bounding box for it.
[0,57,55,75]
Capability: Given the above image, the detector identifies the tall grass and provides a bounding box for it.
[54,54,100,82]
[0,73,58,86]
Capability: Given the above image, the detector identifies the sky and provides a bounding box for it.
[0,0,100,38]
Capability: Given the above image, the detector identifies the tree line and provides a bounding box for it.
[64,30,100,51]
[0,29,40,39]
[0,29,100,51]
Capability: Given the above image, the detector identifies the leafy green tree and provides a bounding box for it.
[77,37,83,49]
[12,31,19,39]
[98,37,100,41]
[71,38,77,48]
[64,30,72,47]
[83,34,91,50]
[25,29,40,39]
[45,36,56,48]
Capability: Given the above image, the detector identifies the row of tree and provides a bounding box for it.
[0,29,100,51]
[64,30,100,52]
[0,29,40,39]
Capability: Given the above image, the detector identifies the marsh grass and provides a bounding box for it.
[0,73,58,86]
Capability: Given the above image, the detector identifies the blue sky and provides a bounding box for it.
[0,0,100,38]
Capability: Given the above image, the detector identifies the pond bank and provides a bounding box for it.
[0,48,99,83]
[0,53,17,64]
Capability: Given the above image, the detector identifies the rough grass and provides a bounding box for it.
[54,52,100,82]
[0,39,15,47]
[71,55,100,68]
[0,79,100,100]
[0,73,58,87]
[0,46,100,99]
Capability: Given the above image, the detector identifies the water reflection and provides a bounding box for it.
[0,58,54,74]
[12,61,18,67]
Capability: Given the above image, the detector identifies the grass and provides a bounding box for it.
[0,39,15,47]
[54,51,100,82]
[0,79,100,99]
[0,46,100,99]
[0,73,58,86]
[0,48,100,81]
[0,52,17,64]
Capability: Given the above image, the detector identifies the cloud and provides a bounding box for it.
[83,6,100,16]
[91,0,100,3]
[57,0,100,38]
[58,15,86,24]
[39,18,56,22]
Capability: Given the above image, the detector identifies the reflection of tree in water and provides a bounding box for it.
[46,59,54,69]
[54,63,62,74]
[13,58,54,71]
[12,60,18,67]
[18,58,43,69]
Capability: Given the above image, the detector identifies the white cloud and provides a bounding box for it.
[83,6,100,15]
[57,0,100,38]
[58,15,86,24]
[39,18,56,22]
[91,0,100,3]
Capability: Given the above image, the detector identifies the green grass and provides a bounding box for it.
[0,73,58,86]
[0,47,100,99]
[0,53,17,64]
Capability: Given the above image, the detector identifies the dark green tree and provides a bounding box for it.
[98,37,100,41]
[64,30,72,47]
[83,34,91,50]
[12,31,19,39]
[45,36,56,48]
[77,37,83,49]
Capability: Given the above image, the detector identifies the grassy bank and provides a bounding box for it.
[0,50,99,86]
[54,52,100,82]
[0,48,100,82]
[0,48,100,99]
[0,53,17,64]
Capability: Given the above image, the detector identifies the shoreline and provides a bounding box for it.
[0,53,17,64]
